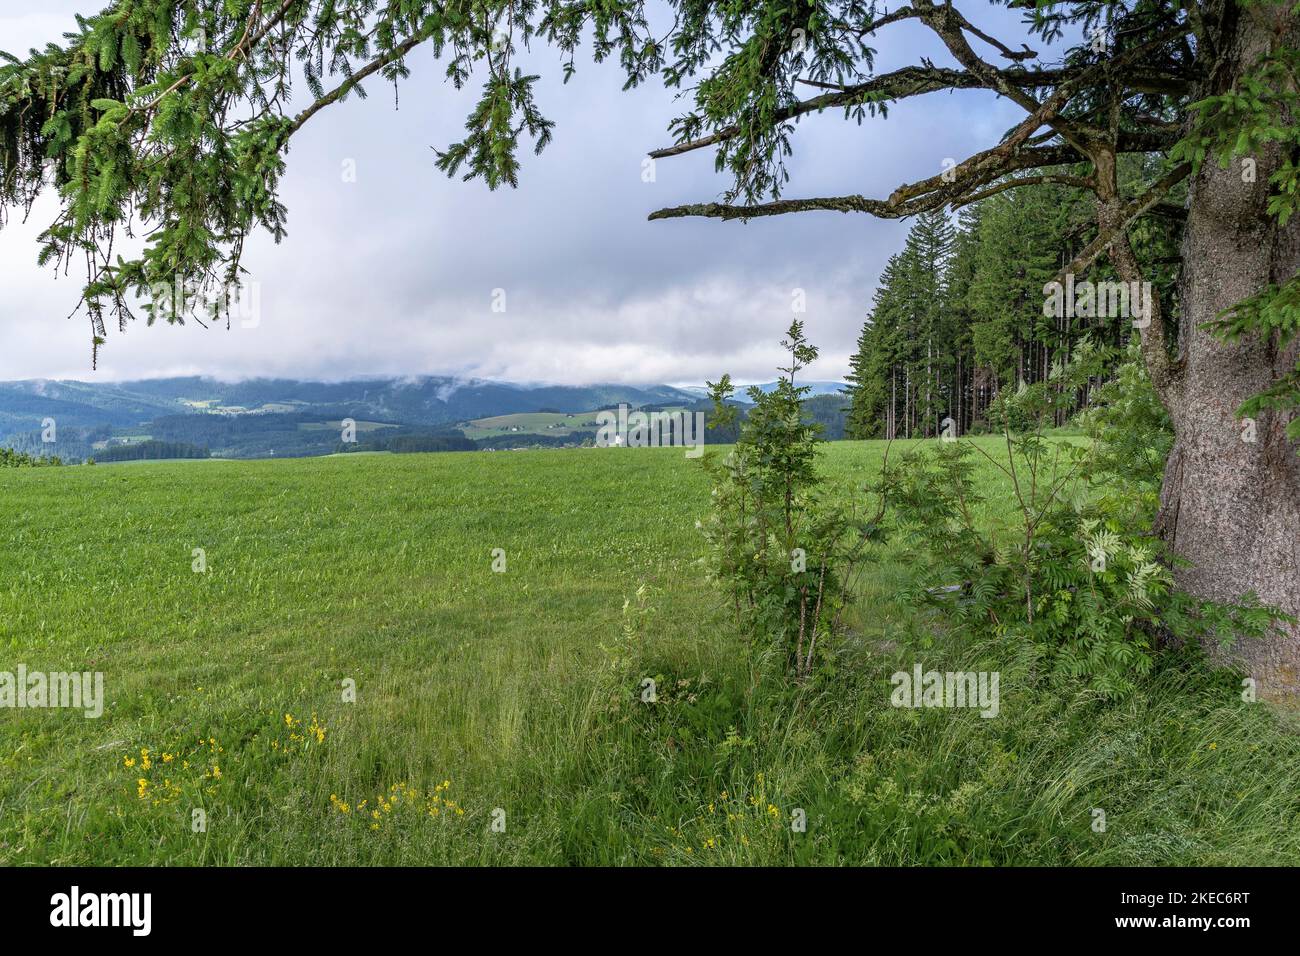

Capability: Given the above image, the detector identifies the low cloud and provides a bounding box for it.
[0,2,1029,387]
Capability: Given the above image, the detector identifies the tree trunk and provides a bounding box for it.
[1155,2,1300,697]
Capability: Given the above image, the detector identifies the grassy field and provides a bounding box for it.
[2,440,1299,865]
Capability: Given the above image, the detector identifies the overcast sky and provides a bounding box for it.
[0,2,1035,386]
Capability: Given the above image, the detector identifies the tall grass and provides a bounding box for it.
[1,441,1296,864]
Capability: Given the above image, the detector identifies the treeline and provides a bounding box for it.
[692,397,843,443]
[96,440,210,462]
[0,425,108,462]
[0,447,63,467]
[844,160,1179,438]
[475,432,591,450]
[147,410,407,458]
[348,429,476,454]
[802,394,848,440]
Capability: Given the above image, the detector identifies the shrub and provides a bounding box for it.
[883,340,1286,698]
[0,447,62,467]
[699,322,883,681]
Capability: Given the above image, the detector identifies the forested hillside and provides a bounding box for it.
[0,377,712,460]
[0,383,849,461]
[844,160,1180,438]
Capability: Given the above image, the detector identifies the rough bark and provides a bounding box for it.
[1155,3,1300,697]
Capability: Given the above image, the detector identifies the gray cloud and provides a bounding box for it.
[0,3,1031,386]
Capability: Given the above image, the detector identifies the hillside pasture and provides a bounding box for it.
[2,440,1298,865]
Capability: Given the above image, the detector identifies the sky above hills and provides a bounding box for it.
[1,2,1033,386]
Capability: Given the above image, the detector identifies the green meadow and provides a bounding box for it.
[2,441,1299,865]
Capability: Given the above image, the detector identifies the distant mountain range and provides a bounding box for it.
[0,375,706,460]
[0,376,696,434]
[0,375,851,461]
